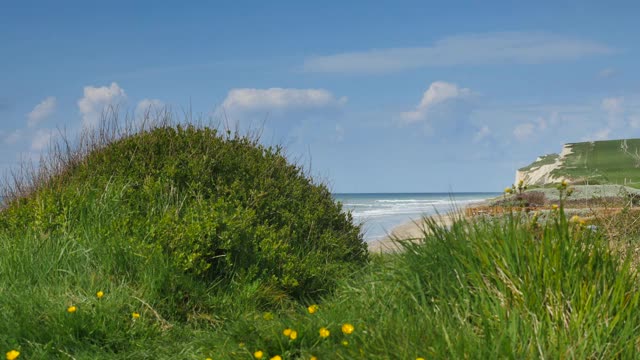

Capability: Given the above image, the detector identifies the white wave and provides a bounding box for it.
[375,199,444,203]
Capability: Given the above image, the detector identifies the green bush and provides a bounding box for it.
[0,123,367,300]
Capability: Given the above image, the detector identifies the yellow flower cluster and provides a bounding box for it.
[132,312,140,319]
[319,327,330,338]
[253,350,263,359]
[6,350,20,360]
[307,304,319,314]
[282,328,297,340]
[67,306,77,313]
[96,291,104,299]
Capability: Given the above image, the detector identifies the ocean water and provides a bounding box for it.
[334,193,500,242]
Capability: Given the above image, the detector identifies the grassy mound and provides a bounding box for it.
[0,119,366,357]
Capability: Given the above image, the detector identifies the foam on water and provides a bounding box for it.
[334,193,498,242]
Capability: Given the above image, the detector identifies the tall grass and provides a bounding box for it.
[215,209,640,359]
[3,190,640,358]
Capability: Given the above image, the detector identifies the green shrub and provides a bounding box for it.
[0,123,367,300]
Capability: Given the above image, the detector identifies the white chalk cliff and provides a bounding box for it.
[515,144,573,186]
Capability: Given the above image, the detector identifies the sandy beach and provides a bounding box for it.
[367,211,460,253]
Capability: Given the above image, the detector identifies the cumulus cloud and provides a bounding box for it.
[78,82,127,127]
[400,81,472,124]
[216,88,347,123]
[27,96,56,128]
[219,88,346,114]
[511,111,573,142]
[303,32,613,74]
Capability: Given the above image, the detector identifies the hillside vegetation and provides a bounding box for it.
[518,138,640,188]
[2,116,640,359]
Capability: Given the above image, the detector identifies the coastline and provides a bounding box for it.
[367,196,499,253]
[367,211,460,253]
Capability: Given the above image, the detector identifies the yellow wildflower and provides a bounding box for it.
[319,327,330,338]
[132,312,140,319]
[504,187,512,194]
[310,357,317,360]
[570,215,586,225]
[342,340,349,346]
[67,305,77,313]
[6,350,20,360]
[307,304,319,314]
[96,291,104,299]
[270,356,282,360]
[561,179,568,187]
[283,328,292,337]
[289,330,298,340]
[552,204,558,210]
[417,358,425,360]
[206,358,212,360]
[341,323,354,335]
[254,350,264,359]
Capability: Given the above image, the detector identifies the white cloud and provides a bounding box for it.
[400,81,472,123]
[303,32,613,73]
[135,98,165,118]
[217,88,347,117]
[27,96,56,128]
[78,82,127,127]
[221,88,346,112]
[31,129,55,151]
[473,125,491,143]
[513,123,536,141]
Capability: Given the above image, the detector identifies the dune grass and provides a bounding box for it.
[3,188,640,359]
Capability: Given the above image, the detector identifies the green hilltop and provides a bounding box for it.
[517,138,640,188]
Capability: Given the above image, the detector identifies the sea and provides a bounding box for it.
[333,192,500,242]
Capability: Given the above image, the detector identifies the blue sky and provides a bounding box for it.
[2,0,640,192]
